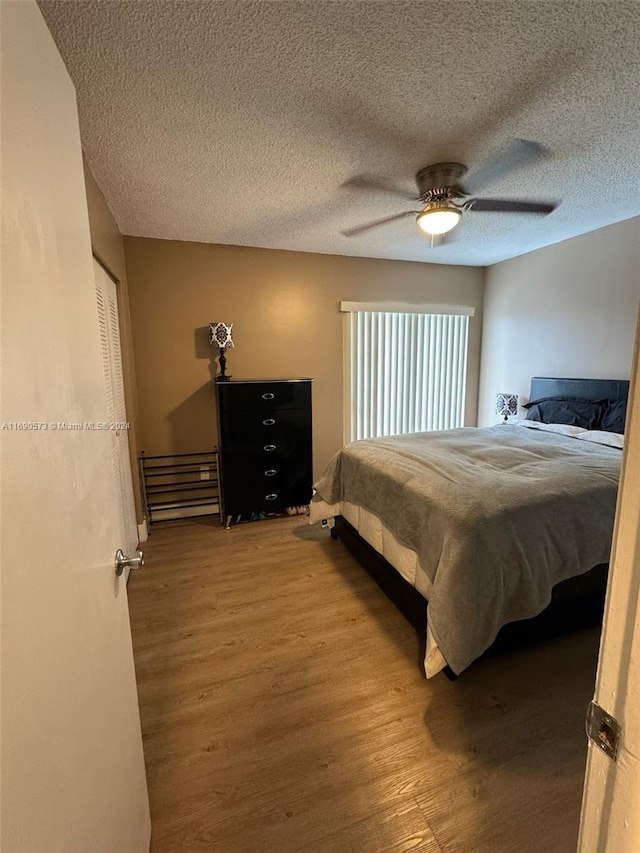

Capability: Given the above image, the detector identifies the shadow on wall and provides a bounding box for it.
[167,383,218,456]
[194,325,215,374]
[165,326,218,455]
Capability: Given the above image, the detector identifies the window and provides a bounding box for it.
[341,302,472,442]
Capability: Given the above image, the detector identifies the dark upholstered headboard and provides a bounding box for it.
[529,377,629,403]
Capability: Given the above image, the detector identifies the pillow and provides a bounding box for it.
[524,397,604,429]
[599,398,627,434]
[523,395,595,408]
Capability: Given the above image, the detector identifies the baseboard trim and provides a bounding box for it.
[150,505,219,524]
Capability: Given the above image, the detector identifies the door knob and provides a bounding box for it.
[115,548,144,576]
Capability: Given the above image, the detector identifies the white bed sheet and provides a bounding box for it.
[310,498,448,677]
[515,419,625,449]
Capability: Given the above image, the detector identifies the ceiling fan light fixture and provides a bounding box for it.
[416,200,462,236]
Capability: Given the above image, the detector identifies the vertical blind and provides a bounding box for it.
[348,310,469,441]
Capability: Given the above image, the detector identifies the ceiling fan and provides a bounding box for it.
[341,140,558,240]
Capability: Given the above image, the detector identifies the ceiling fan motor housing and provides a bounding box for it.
[416,162,468,202]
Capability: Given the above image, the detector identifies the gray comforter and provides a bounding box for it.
[313,425,621,674]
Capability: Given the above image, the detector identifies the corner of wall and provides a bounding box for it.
[476,220,640,429]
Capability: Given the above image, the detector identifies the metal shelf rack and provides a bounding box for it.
[139,449,219,529]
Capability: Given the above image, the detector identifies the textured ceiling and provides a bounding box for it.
[40,0,640,266]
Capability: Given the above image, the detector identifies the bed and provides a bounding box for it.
[311,377,628,677]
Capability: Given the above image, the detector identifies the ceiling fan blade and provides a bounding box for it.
[341,174,418,201]
[341,210,418,237]
[470,198,557,215]
[464,139,552,195]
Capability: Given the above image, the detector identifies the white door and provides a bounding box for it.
[94,259,139,556]
[578,311,640,852]
[1,4,150,852]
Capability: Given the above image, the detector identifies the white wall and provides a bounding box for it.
[478,218,640,426]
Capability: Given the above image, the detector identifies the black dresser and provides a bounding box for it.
[215,378,313,527]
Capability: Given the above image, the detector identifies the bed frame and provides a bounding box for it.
[329,376,629,678]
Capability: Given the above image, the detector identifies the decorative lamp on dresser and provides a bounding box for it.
[215,378,313,528]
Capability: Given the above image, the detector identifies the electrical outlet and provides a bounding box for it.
[200,465,211,480]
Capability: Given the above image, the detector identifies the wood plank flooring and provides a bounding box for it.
[127,515,599,853]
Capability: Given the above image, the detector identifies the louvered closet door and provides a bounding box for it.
[94,260,138,554]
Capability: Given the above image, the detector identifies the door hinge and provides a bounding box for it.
[586,700,621,761]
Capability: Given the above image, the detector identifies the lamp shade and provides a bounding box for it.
[416,200,462,236]
[209,322,234,349]
[496,393,518,418]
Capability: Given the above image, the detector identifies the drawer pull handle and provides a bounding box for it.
[262,393,275,400]
[265,493,278,501]
[265,469,277,477]
[264,444,276,452]
[263,418,276,426]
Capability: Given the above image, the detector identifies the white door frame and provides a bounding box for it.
[93,256,139,555]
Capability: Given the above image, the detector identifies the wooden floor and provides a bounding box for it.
[128,515,599,853]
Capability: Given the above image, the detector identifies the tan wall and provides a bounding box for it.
[123,237,484,476]
[478,217,640,426]
[83,159,143,523]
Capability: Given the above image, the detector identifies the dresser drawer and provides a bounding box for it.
[219,407,311,454]
[218,381,311,413]
[221,451,284,485]
[220,451,312,514]
[223,477,312,516]
[222,470,285,514]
